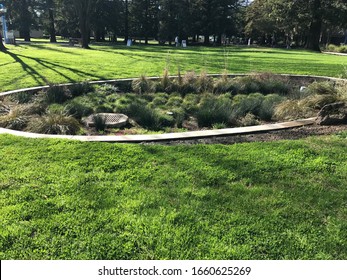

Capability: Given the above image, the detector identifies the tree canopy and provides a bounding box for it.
[1,0,346,50]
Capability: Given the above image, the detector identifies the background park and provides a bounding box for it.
[1,0,347,260]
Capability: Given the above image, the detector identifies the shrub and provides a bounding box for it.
[273,100,314,121]
[10,91,33,104]
[196,94,233,127]
[307,81,337,95]
[196,71,213,93]
[237,113,260,127]
[126,102,160,130]
[95,104,114,113]
[178,71,199,94]
[231,93,265,120]
[96,84,120,95]
[258,94,284,121]
[27,111,80,135]
[70,82,94,97]
[47,103,66,114]
[300,94,339,110]
[65,98,94,119]
[0,108,29,130]
[233,76,260,94]
[170,107,186,128]
[183,94,200,114]
[157,112,175,127]
[45,85,72,104]
[92,114,107,131]
[156,69,175,93]
[213,74,239,94]
[166,95,183,107]
[114,94,145,113]
[149,93,169,108]
[132,75,155,94]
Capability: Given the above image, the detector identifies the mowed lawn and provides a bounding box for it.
[1,134,347,259]
[0,42,347,92]
[1,42,347,260]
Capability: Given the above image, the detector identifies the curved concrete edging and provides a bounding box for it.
[0,118,316,143]
[0,74,344,142]
[1,74,346,98]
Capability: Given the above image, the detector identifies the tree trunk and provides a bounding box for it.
[20,29,31,42]
[305,0,322,52]
[204,34,209,45]
[49,8,57,43]
[124,0,129,42]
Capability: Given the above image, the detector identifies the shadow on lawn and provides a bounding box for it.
[2,50,108,88]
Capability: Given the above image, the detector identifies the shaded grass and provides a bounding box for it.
[1,134,347,259]
[1,43,347,92]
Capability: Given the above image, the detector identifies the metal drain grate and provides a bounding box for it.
[84,113,129,128]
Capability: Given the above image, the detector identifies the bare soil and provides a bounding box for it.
[146,124,347,145]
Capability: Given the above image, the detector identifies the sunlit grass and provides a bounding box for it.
[1,42,346,92]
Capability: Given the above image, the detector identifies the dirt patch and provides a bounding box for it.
[144,124,347,145]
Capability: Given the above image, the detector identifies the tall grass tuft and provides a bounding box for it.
[196,94,233,127]
[132,75,155,94]
[27,110,81,135]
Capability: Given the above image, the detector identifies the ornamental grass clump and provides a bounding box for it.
[213,73,239,94]
[196,94,233,127]
[132,75,155,94]
[27,110,81,135]
[156,69,175,93]
[44,85,72,104]
[69,82,94,97]
[0,107,29,130]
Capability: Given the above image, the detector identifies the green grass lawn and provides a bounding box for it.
[1,42,347,92]
[1,42,347,260]
[1,134,347,259]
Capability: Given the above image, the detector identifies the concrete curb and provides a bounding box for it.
[0,118,316,143]
[1,74,346,98]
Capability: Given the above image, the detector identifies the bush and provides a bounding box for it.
[92,114,107,131]
[196,94,233,127]
[44,85,72,104]
[196,71,213,93]
[70,82,94,97]
[166,95,183,107]
[178,71,199,94]
[300,94,340,110]
[96,84,120,95]
[0,108,29,130]
[156,69,175,93]
[233,76,260,94]
[231,93,265,120]
[65,98,94,119]
[132,75,155,94]
[183,94,200,114]
[149,93,169,108]
[274,100,314,121]
[95,104,114,113]
[213,74,239,94]
[258,94,284,121]
[237,113,260,127]
[307,81,337,95]
[27,111,80,135]
[10,91,33,104]
[126,102,160,130]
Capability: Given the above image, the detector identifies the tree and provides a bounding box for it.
[72,0,98,48]
[4,0,37,42]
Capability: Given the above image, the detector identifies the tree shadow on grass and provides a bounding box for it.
[2,50,108,88]
[3,50,50,86]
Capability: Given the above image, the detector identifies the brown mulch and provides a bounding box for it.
[145,124,347,145]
